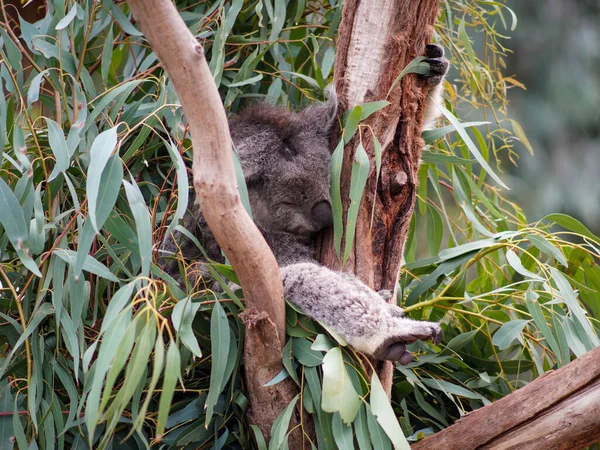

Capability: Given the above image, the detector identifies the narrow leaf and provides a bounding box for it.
[205,300,231,426]
[344,141,370,263]
[124,179,152,277]
[436,105,508,189]
[87,127,119,232]
[370,373,410,450]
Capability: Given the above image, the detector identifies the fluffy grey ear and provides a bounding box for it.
[301,86,338,135]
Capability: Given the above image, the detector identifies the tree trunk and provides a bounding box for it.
[411,346,600,450]
[319,0,441,392]
[126,0,302,444]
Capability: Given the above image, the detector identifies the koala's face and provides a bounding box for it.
[230,95,338,236]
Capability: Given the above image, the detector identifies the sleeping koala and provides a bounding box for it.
[161,44,448,364]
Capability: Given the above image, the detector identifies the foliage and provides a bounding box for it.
[0,0,598,449]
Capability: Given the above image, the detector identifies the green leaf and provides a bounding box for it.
[132,335,166,433]
[172,297,202,358]
[525,290,565,366]
[525,234,568,267]
[205,300,231,426]
[562,316,588,357]
[421,378,491,405]
[45,118,70,181]
[359,101,390,120]
[54,249,119,282]
[436,105,508,189]
[311,334,334,352]
[387,56,430,97]
[292,338,323,367]
[505,249,543,281]
[232,146,252,218]
[343,105,362,144]
[124,179,152,277]
[281,339,300,385]
[458,18,477,67]
[55,4,78,30]
[101,25,114,84]
[370,373,410,450]
[0,178,41,276]
[59,313,80,382]
[548,268,600,347]
[421,151,473,165]
[344,141,370,263]
[87,127,119,232]
[438,238,496,261]
[224,73,264,88]
[157,341,181,438]
[492,319,530,349]
[75,155,123,276]
[110,2,143,36]
[321,347,360,424]
[330,140,344,258]
[32,39,77,74]
[331,412,354,450]
[542,213,600,244]
[268,395,298,450]
[370,134,383,228]
[0,303,53,379]
[355,404,373,450]
[251,425,268,450]
[0,381,14,450]
[27,70,48,106]
[365,404,392,450]
[84,81,143,132]
[0,75,5,160]
[444,330,479,353]
[422,121,489,145]
[509,118,533,155]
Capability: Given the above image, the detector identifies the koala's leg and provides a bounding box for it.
[421,44,449,128]
[280,262,442,364]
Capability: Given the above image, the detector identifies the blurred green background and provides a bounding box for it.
[505,2,600,231]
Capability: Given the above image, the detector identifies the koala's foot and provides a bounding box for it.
[420,44,449,87]
[373,320,442,365]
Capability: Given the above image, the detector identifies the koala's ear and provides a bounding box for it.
[301,86,339,135]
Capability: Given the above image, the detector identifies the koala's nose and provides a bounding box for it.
[311,201,333,230]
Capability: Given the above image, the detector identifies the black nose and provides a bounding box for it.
[311,201,333,230]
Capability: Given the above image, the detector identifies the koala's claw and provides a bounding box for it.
[425,43,444,59]
[420,44,449,86]
[374,322,442,365]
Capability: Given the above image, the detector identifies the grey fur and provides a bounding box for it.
[160,45,449,363]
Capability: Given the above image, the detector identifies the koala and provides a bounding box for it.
[161,44,448,364]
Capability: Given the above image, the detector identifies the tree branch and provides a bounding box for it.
[126,0,296,441]
[411,346,600,450]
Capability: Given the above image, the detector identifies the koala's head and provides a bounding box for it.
[230,93,338,237]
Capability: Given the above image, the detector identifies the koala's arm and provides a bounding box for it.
[280,262,442,363]
[421,44,449,129]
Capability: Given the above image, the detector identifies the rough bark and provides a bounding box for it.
[411,346,600,450]
[126,0,296,441]
[319,0,441,392]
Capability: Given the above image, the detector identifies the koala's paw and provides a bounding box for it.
[420,44,449,87]
[373,321,442,365]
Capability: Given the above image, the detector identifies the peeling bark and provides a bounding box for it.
[319,0,442,392]
[241,309,309,447]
